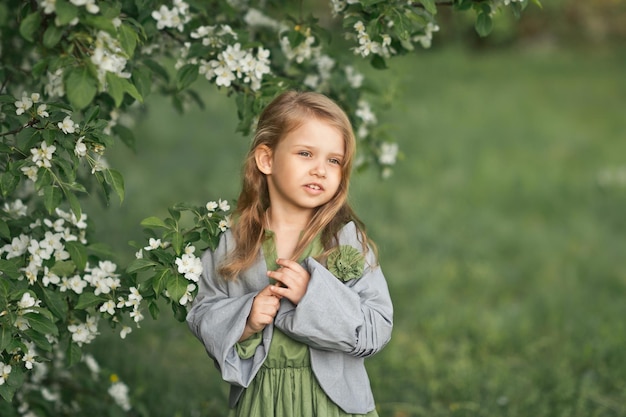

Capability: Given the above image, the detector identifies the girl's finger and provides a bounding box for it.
[275,258,306,272]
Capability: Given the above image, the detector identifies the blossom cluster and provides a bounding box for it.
[198,43,271,91]
[40,0,100,22]
[91,28,131,87]
[13,349,133,415]
[413,22,441,49]
[352,21,394,58]
[151,0,191,32]
[12,90,115,183]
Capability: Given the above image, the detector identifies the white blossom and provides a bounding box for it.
[30,142,56,168]
[120,326,132,339]
[40,0,56,14]
[2,234,30,259]
[108,381,132,411]
[144,238,162,251]
[379,142,399,165]
[206,201,218,211]
[22,344,37,370]
[91,30,131,86]
[42,267,61,287]
[218,199,230,211]
[83,354,100,375]
[179,283,196,305]
[75,136,87,157]
[36,104,49,118]
[58,116,79,134]
[14,94,33,115]
[345,65,364,88]
[18,292,40,311]
[99,300,116,315]
[175,253,202,282]
[0,362,11,386]
[21,165,38,182]
[3,199,28,217]
[45,69,65,97]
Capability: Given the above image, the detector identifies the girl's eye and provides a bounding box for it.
[329,158,341,165]
[298,151,311,157]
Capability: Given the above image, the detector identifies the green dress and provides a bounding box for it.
[230,231,379,417]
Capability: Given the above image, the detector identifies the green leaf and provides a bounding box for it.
[0,260,20,279]
[165,274,188,305]
[23,328,52,351]
[67,342,82,367]
[43,185,63,214]
[126,258,158,274]
[113,124,136,151]
[83,105,100,124]
[0,171,20,198]
[54,0,79,26]
[118,23,138,57]
[33,59,49,78]
[148,300,160,319]
[143,58,170,82]
[43,25,64,48]
[141,216,168,228]
[65,240,87,271]
[105,169,125,203]
[474,3,493,37]
[171,301,187,322]
[420,0,437,15]
[62,187,82,223]
[50,260,76,277]
[152,267,171,295]
[106,72,143,107]
[19,12,41,42]
[0,364,24,401]
[75,292,107,310]
[40,288,68,320]
[0,324,11,352]
[370,54,387,70]
[176,64,199,91]
[105,72,125,107]
[65,66,98,110]
[0,218,9,239]
[132,66,152,100]
[24,312,59,336]
[83,15,117,35]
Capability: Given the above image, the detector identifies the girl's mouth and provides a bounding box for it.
[305,183,323,191]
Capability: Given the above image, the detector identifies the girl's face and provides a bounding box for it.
[256,117,345,217]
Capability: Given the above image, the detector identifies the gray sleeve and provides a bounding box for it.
[273,223,393,358]
[186,236,271,388]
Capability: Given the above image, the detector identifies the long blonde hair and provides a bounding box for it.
[218,90,375,279]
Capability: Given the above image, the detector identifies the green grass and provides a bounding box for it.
[87,43,626,417]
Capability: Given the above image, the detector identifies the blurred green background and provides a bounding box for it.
[85,2,626,416]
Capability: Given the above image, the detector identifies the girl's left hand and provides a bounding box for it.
[267,258,310,305]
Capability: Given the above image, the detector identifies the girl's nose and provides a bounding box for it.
[311,160,326,177]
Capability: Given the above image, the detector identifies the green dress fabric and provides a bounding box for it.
[230,231,378,417]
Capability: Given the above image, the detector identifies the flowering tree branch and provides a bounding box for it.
[0,0,539,413]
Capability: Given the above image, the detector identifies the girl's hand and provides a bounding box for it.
[268,258,310,305]
[239,285,280,342]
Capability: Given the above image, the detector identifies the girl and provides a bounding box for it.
[187,91,393,416]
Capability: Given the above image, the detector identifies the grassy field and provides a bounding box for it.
[86,43,626,417]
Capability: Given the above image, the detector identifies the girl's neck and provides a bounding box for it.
[265,207,312,233]
[265,207,312,259]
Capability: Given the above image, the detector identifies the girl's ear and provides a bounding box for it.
[254,144,273,175]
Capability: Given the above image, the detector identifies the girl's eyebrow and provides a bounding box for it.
[291,143,344,157]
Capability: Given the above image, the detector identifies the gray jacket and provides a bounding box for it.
[186,221,393,414]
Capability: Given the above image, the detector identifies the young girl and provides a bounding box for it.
[187,91,393,416]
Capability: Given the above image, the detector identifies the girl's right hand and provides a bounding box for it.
[239,285,280,341]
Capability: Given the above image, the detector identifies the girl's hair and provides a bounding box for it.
[218,90,376,279]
